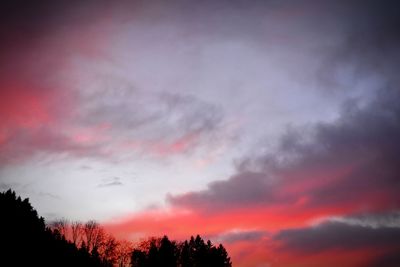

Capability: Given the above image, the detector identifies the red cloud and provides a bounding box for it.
[0,87,52,130]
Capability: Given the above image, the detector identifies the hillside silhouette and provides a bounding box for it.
[0,189,108,267]
[0,189,232,267]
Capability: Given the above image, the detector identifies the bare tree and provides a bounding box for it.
[83,220,108,253]
[92,226,106,251]
[116,239,133,267]
[83,220,98,251]
[71,221,83,246]
[50,218,69,239]
[99,234,119,265]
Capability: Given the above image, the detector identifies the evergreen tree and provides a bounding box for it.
[0,189,111,267]
[131,235,232,267]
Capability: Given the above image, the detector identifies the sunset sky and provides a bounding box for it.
[1,1,400,266]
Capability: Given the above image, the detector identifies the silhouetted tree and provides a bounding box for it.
[52,217,122,265]
[71,221,84,245]
[131,249,147,267]
[0,189,111,267]
[179,240,192,267]
[100,234,119,266]
[84,220,101,252]
[117,240,133,267]
[130,235,231,267]
[0,189,232,267]
[158,236,178,267]
[51,218,69,239]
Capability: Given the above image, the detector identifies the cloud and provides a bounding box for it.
[75,85,227,158]
[366,250,400,267]
[0,126,106,165]
[169,88,400,215]
[214,229,268,244]
[0,65,228,166]
[270,212,400,266]
[0,0,236,167]
[168,171,278,210]
[269,213,400,267]
[97,177,124,188]
[328,211,400,229]
[274,220,400,253]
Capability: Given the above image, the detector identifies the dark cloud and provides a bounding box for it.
[322,0,400,84]
[165,3,400,216]
[274,220,400,253]
[215,230,268,243]
[168,171,279,209]
[169,88,400,212]
[0,0,107,78]
[365,250,400,267]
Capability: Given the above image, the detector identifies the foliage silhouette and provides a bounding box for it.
[0,189,233,267]
[0,189,110,267]
[131,235,232,267]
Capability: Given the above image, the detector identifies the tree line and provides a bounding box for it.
[131,235,231,267]
[50,218,132,266]
[0,189,231,267]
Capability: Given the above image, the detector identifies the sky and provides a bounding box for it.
[1,0,400,266]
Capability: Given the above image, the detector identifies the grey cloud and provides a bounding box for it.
[168,171,280,210]
[97,177,123,188]
[163,1,400,213]
[99,181,123,187]
[0,126,107,166]
[159,92,223,135]
[79,85,223,141]
[169,88,400,212]
[365,250,400,267]
[329,211,400,229]
[274,220,400,253]
[309,0,400,92]
[0,86,226,166]
[74,85,227,158]
[215,230,268,243]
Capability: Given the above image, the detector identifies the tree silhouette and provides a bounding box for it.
[0,189,111,267]
[116,240,133,267]
[179,240,192,267]
[71,221,84,245]
[158,236,178,267]
[130,235,232,267]
[0,189,232,267]
[50,218,69,239]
